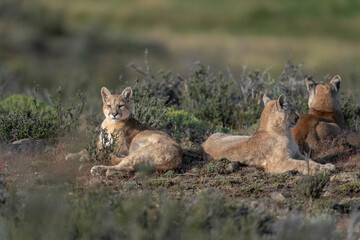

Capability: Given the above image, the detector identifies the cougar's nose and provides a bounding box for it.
[112,112,117,116]
[295,113,299,122]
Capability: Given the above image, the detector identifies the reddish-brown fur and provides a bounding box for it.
[292,75,344,155]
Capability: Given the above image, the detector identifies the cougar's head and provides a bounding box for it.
[101,87,132,122]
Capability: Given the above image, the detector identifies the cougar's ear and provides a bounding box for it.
[305,76,316,96]
[101,87,111,103]
[276,94,287,111]
[263,93,272,106]
[121,87,133,100]
[330,75,341,92]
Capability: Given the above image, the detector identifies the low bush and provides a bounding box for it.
[0,186,345,240]
[131,88,169,130]
[165,108,210,144]
[0,87,86,143]
[341,95,360,130]
[131,56,311,131]
[0,95,58,142]
[296,174,330,199]
[0,94,55,114]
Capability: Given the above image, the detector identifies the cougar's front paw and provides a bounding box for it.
[315,163,336,174]
[323,163,336,172]
[90,165,107,176]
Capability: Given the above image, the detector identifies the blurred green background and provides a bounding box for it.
[1,0,360,100]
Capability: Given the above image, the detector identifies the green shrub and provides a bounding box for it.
[0,94,55,114]
[164,170,175,178]
[50,87,86,134]
[84,127,119,163]
[131,88,169,130]
[206,163,219,174]
[0,95,58,142]
[0,107,59,142]
[296,174,330,199]
[165,108,210,144]
[341,94,360,130]
[130,88,223,144]
[181,64,236,128]
[0,88,86,143]
[0,189,277,240]
[276,61,308,115]
[131,58,312,131]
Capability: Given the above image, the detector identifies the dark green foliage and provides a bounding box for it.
[206,163,219,174]
[0,94,55,114]
[131,88,169,130]
[341,94,360,130]
[0,187,344,240]
[165,108,210,144]
[181,64,236,128]
[0,95,58,142]
[296,174,330,199]
[0,88,86,143]
[50,87,86,134]
[131,58,360,135]
[276,61,308,115]
[132,58,311,131]
[0,188,275,240]
[272,214,338,240]
[129,86,227,144]
[0,108,58,143]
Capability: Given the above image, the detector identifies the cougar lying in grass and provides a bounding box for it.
[67,87,182,176]
[202,94,335,175]
[292,75,345,156]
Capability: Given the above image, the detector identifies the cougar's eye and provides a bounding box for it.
[107,105,111,108]
[118,104,124,108]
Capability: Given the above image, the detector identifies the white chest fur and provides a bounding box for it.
[99,130,114,147]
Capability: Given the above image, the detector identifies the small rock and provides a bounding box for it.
[226,162,241,172]
[330,172,359,183]
[270,192,287,201]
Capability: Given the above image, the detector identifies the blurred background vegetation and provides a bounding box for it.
[1,0,360,100]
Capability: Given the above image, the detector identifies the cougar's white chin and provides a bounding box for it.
[110,116,120,122]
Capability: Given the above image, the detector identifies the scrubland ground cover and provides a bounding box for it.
[1,0,360,239]
[0,58,360,239]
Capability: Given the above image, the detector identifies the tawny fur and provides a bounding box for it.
[202,94,335,175]
[291,75,344,155]
[67,87,182,176]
